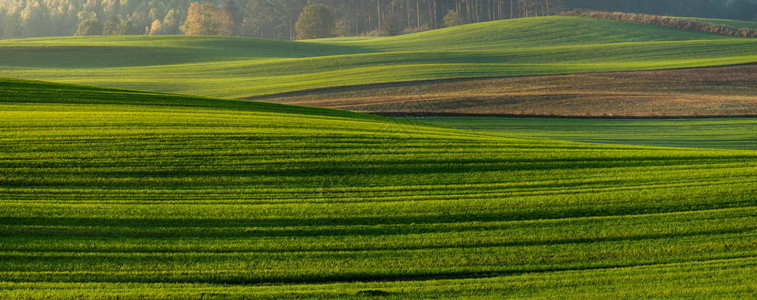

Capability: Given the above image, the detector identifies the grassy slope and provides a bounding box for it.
[0,77,379,120]
[255,65,757,117]
[0,16,755,98]
[420,117,757,150]
[1,78,756,298]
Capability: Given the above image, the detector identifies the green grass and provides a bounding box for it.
[2,258,755,299]
[1,16,755,98]
[0,77,378,120]
[672,17,757,30]
[419,117,757,150]
[1,78,756,298]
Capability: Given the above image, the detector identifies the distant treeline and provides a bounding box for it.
[1,0,755,40]
[565,0,756,21]
[563,9,757,38]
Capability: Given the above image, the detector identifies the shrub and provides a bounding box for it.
[402,24,431,35]
[443,10,465,27]
[562,9,757,38]
[75,19,103,36]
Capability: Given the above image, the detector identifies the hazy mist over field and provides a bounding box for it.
[1,0,755,39]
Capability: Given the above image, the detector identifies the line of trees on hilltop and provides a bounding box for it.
[566,0,757,22]
[1,0,755,40]
[564,9,757,38]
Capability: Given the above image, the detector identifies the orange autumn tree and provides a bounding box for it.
[181,2,233,36]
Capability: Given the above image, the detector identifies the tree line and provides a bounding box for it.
[1,0,754,40]
[564,9,757,38]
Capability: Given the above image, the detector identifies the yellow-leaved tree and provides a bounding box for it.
[181,2,233,36]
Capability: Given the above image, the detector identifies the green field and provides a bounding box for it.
[420,117,757,150]
[1,16,755,98]
[1,78,756,298]
[2,13,757,298]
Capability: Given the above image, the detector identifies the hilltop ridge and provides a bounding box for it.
[0,16,754,98]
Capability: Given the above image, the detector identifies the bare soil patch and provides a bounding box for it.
[248,65,757,117]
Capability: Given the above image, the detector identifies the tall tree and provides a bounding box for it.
[0,8,5,39]
[181,2,233,36]
[241,0,277,38]
[295,4,335,39]
[75,18,103,36]
[160,9,181,35]
[224,0,243,35]
[149,19,162,35]
[443,9,464,26]
[116,20,139,34]
[103,15,121,35]
[279,0,307,40]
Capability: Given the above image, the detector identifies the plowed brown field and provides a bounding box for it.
[251,65,757,117]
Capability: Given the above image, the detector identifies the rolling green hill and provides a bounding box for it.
[1,78,755,298]
[421,117,757,150]
[322,15,737,50]
[1,16,755,98]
